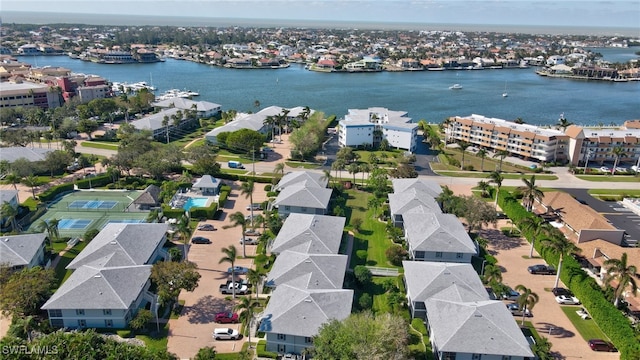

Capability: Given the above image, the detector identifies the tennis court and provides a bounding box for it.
[30,190,150,237]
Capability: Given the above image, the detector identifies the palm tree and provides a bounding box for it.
[176,216,193,261]
[273,162,285,180]
[234,296,260,347]
[611,146,626,175]
[21,175,39,200]
[483,264,503,285]
[1,201,19,232]
[246,269,263,300]
[518,175,544,212]
[514,117,525,124]
[367,196,384,218]
[320,169,333,188]
[518,216,552,258]
[46,218,60,242]
[241,181,255,228]
[542,233,580,288]
[162,115,170,144]
[493,150,509,172]
[219,245,238,298]
[347,163,359,185]
[603,253,638,307]
[359,163,370,185]
[224,212,249,257]
[477,149,488,172]
[263,115,277,142]
[515,284,539,325]
[557,116,574,132]
[489,171,504,210]
[458,141,471,169]
[477,180,491,198]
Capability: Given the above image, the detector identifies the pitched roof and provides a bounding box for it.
[192,175,222,189]
[271,214,345,254]
[0,233,47,267]
[66,223,168,269]
[402,261,488,303]
[539,191,616,231]
[258,284,353,337]
[152,97,221,112]
[274,171,327,191]
[273,186,332,209]
[42,264,151,310]
[0,147,52,163]
[425,299,534,357]
[133,185,161,206]
[266,251,348,289]
[388,189,441,216]
[404,213,477,254]
[0,189,19,204]
[391,178,442,197]
[131,108,180,132]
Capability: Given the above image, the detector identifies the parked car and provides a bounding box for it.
[215,312,239,324]
[576,308,590,319]
[212,328,240,340]
[555,294,581,305]
[615,167,627,173]
[500,287,520,300]
[227,266,249,275]
[219,283,249,295]
[600,166,610,172]
[527,264,556,275]
[244,229,261,237]
[588,339,617,352]
[197,224,216,231]
[632,165,639,172]
[506,302,531,317]
[191,236,211,244]
[239,237,259,245]
[552,287,573,297]
[246,203,262,211]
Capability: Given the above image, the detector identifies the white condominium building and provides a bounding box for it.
[338,107,418,152]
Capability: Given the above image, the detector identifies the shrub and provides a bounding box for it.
[161,205,186,219]
[257,340,278,358]
[83,228,100,242]
[354,265,372,285]
[355,250,368,264]
[351,218,363,233]
[266,191,277,197]
[463,165,475,171]
[218,191,229,207]
[386,245,408,266]
[264,184,272,191]
[188,203,218,220]
[75,174,112,189]
[38,183,74,202]
[358,293,373,309]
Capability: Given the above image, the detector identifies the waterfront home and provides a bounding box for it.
[270,214,345,255]
[265,251,348,290]
[338,107,418,152]
[0,233,48,271]
[258,284,353,355]
[403,213,477,263]
[152,97,222,118]
[564,124,640,166]
[130,108,191,140]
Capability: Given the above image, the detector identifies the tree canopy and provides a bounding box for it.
[150,261,201,306]
[0,266,56,317]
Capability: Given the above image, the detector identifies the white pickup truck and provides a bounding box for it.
[219,282,249,295]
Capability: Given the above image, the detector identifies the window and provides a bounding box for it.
[301,207,307,212]
[435,252,443,258]
[473,354,481,360]
[49,309,62,317]
[415,251,425,259]
[442,352,456,360]
[78,319,86,328]
[103,309,112,316]
[501,357,511,360]
[456,253,463,259]
[284,206,290,211]
[277,334,286,340]
[76,309,85,316]
[305,337,313,343]
[105,320,113,328]
[50,319,64,328]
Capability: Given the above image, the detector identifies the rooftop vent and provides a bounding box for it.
[94,275,102,278]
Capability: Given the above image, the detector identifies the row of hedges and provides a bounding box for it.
[217,172,272,183]
[218,190,229,208]
[256,340,277,358]
[38,183,74,202]
[188,203,218,220]
[161,205,186,219]
[75,174,112,189]
[498,191,640,359]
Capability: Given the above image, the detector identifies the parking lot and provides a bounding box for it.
[166,181,268,359]
[480,220,620,360]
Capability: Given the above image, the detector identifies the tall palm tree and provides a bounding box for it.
[273,163,285,180]
[21,175,39,200]
[603,253,638,307]
[176,216,193,261]
[518,175,544,212]
[477,180,491,198]
[46,218,60,242]
[219,245,238,298]
[234,296,260,347]
[240,181,255,228]
[246,269,263,300]
[518,216,552,258]
[557,116,574,132]
[224,212,249,257]
[359,163,370,185]
[489,171,504,210]
[611,146,626,175]
[483,264,503,285]
[493,150,510,172]
[162,115,170,144]
[515,284,539,325]
[1,201,19,232]
[457,141,471,169]
[263,115,277,142]
[320,169,333,188]
[542,233,580,288]
[477,149,488,172]
[347,163,359,185]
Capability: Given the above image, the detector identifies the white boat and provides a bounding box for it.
[156,88,200,101]
[449,84,463,90]
[502,82,508,97]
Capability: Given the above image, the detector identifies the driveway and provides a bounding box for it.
[166,181,267,359]
[479,220,620,360]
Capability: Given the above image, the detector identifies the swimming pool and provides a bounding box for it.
[183,197,209,211]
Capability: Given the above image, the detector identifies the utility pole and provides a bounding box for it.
[583,149,593,174]
[252,147,256,178]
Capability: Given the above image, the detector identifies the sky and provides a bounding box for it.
[2,0,639,29]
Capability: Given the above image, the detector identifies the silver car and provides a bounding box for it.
[212,327,240,340]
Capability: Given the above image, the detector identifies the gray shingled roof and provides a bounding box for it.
[0,233,47,267]
[402,261,488,303]
[270,214,345,254]
[192,175,222,189]
[425,299,534,357]
[403,213,477,254]
[0,147,52,163]
[392,178,443,197]
[152,98,221,112]
[274,171,327,191]
[131,108,180,132]
[42,264,152,310]
[273,186,332,209]
[388,189,441,216]
[266,251,348,289]
[66,223,168,269]
[258,284,353,337]
[133,185,161,206]
[0,189,19,205]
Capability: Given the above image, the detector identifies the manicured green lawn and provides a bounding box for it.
[81,141,119,150]
[576,175,640,182]
[53,241,88,287]
[432,150,535,174]
[560,306,609,341]
[588,189,640,197]
[435,171,557,180]
[285,161,320,169]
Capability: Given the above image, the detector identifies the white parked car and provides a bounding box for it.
[600,166,610,172]
[632,165,639,172]
[239,237,259,245]
[212,327,240,340]
[555,295,581,305]
[615,167,627,173]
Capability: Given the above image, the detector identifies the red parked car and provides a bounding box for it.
[215,312,239,324]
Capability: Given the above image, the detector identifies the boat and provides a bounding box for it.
[449,84,463,90]
[155,88,200,101]
[502,82,508,97]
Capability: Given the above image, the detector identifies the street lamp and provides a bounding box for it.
[155,295,161,333]
[583,149,593,174]
[481,259,488,276]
